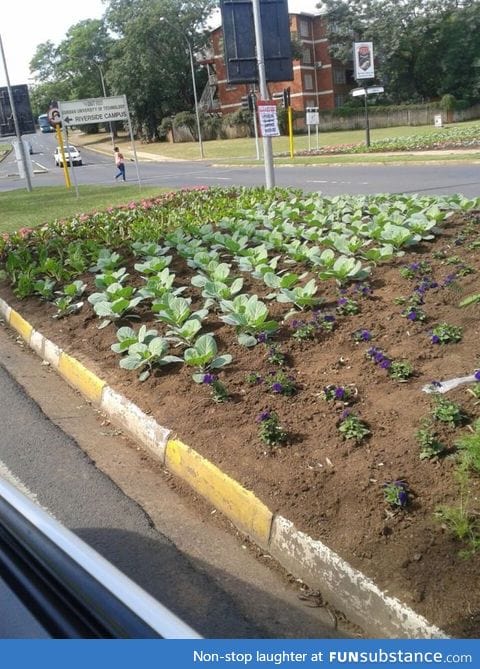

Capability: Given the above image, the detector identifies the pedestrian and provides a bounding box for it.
[114,146,126,181]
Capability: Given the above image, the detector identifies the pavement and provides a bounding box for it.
[0,295,448,639]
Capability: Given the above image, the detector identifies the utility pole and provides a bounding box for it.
[252,0,275,188]
[0,33,32,192]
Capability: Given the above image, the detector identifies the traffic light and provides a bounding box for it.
[282,87,291,109]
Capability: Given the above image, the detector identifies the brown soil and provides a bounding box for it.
[1,209,480,637]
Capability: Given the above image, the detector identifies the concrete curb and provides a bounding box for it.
[1,301,447,638]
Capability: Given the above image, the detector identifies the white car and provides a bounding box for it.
[54,145,82,167]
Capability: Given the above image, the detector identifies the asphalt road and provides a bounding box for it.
[1,130,479,197]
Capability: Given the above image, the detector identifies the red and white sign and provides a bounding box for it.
[353,42,375,80]
[257,101,280,137]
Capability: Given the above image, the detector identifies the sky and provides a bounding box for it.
[0,0,322,87]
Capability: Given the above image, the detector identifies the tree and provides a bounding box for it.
[104,0,216,139]
[321,0,480,104]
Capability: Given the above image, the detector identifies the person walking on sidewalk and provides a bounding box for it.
[114,146,126,181]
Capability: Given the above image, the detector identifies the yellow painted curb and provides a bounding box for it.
[166,439,272,548]
[8,309,33,343]
[58,352,105,404]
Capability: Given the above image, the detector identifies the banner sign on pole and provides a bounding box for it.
[257,101,280,137]
[58,95,129,126]
[353,42,375,80]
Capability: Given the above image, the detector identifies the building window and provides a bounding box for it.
[333,68,346,85]
[299,19,310,37]
[302,47,312,64]
[334,94,346,108]
[304,73,314,90]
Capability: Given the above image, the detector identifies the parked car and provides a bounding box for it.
[54,145,82,167]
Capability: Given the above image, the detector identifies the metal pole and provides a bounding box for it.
[124,95,142,189]
[252,0,275,188]
[363,89,371,147]
[186,39,204,159]
[95,62,115,149]
[0,33,32,192]
[251,91,261,160]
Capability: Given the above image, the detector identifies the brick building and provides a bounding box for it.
[198,11,356,115]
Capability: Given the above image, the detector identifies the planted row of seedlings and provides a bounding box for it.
[1,187,480,552]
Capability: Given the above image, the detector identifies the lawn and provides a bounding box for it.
[72,119,480,163]
[0,184,168,233]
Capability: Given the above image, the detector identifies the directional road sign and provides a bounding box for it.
[58,95,129,126]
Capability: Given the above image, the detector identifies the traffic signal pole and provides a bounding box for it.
[252,0,275,188]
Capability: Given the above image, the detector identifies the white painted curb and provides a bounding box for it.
[101,386,170,463]
[268,515,447,638]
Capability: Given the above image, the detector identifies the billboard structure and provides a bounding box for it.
[220,0,293,83]
[0,84,36,137]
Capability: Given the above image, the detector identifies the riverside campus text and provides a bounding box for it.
[192,650,473,666]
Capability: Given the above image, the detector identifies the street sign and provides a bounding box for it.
[257,101,280,137]
[0,84,36,136]
[351,88,366,97]
[367,86,384,95]
[306,107,319,125]
[48,105,62,126]
[58,95,129,126]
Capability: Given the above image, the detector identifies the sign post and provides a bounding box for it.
[350,86,384,148]
[59,95,141,189]
[306,107,320,151]
[48,104,71,189]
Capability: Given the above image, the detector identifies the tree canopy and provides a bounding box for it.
[321,0,480,104]
[29,0,216,137]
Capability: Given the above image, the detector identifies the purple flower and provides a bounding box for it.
[431,334,440,344]
[256,410,271,423]
[202,373,217,384]
[380,359,392,369]
[474,370,480,382]
[340,408,351,421]
[359,329,372,341]
[407,310,418,321]
[324,314,335,323]
[442,273,456,287]
[271,382,283,394]
[256,332,268,344]
[337,297,348,306]
[431,380,443,388]
[335,387,346,400]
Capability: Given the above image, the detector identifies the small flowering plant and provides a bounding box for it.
[336,296,360,316]
[265,343,286,366]
[388,360,414,382]
[266,370,298,396]
[430,323,463,345]
[352,329,373,343]
[431,395,466,427]
[257,410,288,447]
[401,304,426,322]
[246,372,263,385]
[383,480,409,508]
[366,347,392,370]
[337,410,370,443]
[467,371,480,402]
[201,373,229,403]
[399,261,432,280]
[322,384,356,404]
[288,312,336,341]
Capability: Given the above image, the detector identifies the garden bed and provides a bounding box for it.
[1,187,480,637]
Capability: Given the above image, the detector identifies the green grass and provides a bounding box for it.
[0,184,167,233]
[74,119,480,163]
